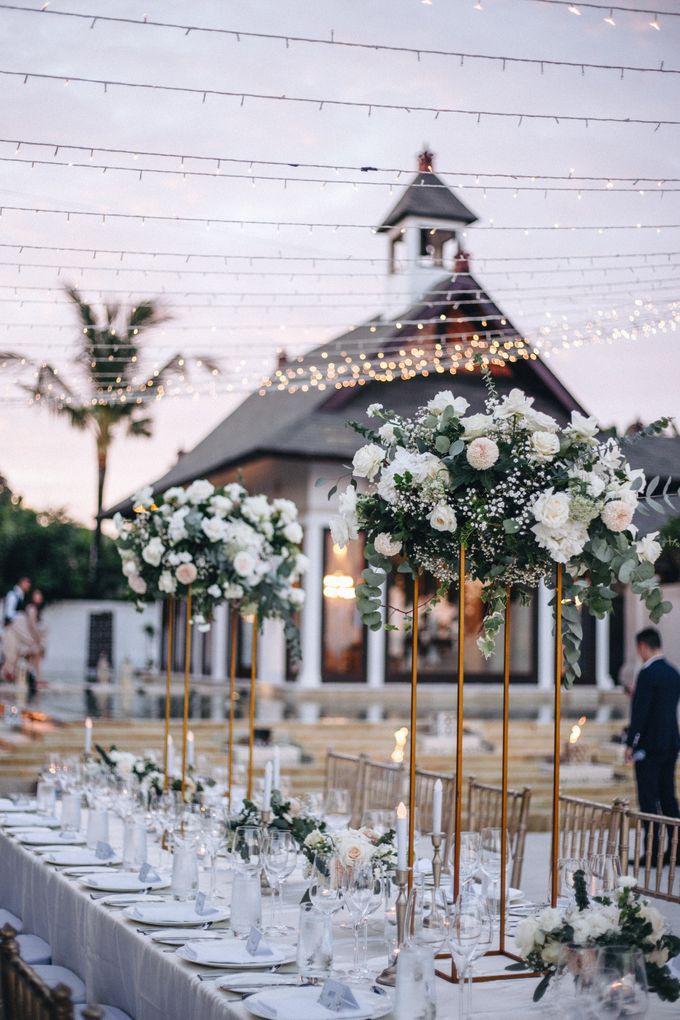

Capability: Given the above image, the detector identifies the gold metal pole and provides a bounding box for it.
[163,597,174,792]
[246,617,259,801]
[453,544,465,902]
[551,564,563,907]
[180,588,192,801]
[499,587,511,954]
[407,574,420,890]
[227,607,238,813]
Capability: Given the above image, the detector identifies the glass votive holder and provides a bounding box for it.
[60,792,82,834]
[230,873,262,937]
[123,817,148,869]
[394,941,437,1020]
[36,780,56,816]
[86,807,109,850]
[296,902,333,978]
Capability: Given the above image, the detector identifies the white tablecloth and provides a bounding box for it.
[0,817,676,1019]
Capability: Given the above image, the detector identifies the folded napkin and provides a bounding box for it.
[3,813,59,828]
[180,939,293,967]
[245,987,381,1020]
[0,798,36,812]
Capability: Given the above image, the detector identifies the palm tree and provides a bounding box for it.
[2,286,215,589]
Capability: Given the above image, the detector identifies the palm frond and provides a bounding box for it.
[126,415,154,439]
[128,301,171,335]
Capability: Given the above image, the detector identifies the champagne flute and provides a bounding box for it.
[262,829,297,935]
[449,890,484,1020]
[341,864,384,981]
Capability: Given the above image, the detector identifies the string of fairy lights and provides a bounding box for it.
[0,1,677,410]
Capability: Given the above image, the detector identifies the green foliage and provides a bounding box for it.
[0,481,123,600]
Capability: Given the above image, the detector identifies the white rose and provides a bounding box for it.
[163,486,187,505]
[532,489,570,529]
[532,520,589,563]
[168,508,189,544]
[531,431,560,460]
[429,503,458,533]
[617,875,637,889]
[112,512,126,535]
[128,574,147,595]
[601,499,634,533]
[378,422,396,445]
[374,532,402,557]
[223,582,244,600]
[122,558,140,578]
[494,388,533,419]
[175,562,198,585]
[141,537,164,567]
[525,409,559,433]
[352,443,384,480]
[185,479,215,504]
[334,829,373,869]
[283,521,303,544]
[132,485,154,508]
[288,588,305,608]
[158,571,177,595]
[647,947,670,967]
[607,485,638,510]
[207,584,222,598]
[209,494,233,516]
[330,516,350,549]
[636,532,662,565]
[515,917,541,957]
[427,391,469,416]
[536,907,563,931]
[366,402,383,418]
[567,411,599,443]
[293,553,310,576]
[461,413,493,439]
[273,498,297,522]
[242,494,272,523]
[202,516,228,543]
[466,436,499,470]
[233,550,256,578]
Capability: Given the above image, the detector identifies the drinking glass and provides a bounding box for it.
[455,832,481,889]
[230,872,262,938]
[394,940,437,1020]
[231,825,263,877]
[59,792,82,834]
[464,903,493,1016]
[360,809,393,836]
[262,829,297,935]
[86,807,109,850]
[341,864,384,981]
[171,834,198,900]
[308,854,344,916]
[449,891,484,1020]
[551,857,589,906]
[588,854,622,898]
[414,885,451,953]
[36,780,56,817]
[323,789,351,831]
[548,945,601,1018]
[480,828,512,933]
[296,902,333,978]
[123,817,148,869]
[595,947,648,1019]
[199,812,227,902]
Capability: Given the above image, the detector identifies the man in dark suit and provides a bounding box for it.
[625,627,680,861]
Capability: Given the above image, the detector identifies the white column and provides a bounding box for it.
[537,581,554,723]
[210,603,228,721]
[296,514,325,721]
[257,618,286,723]
[366,583,386,723]
[595,615,613,690]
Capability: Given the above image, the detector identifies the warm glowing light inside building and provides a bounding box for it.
[322,571,356,600]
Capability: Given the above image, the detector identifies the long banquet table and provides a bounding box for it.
[0,815,677,1019]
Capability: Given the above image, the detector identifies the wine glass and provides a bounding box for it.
[262,829,297,935]
[231,825,263,877]
[360,809,392,837]
[595,947,648,1020]
[588,853,622,898]
[324,789,351,831]
[449,891,484,1020]
[200,811,227,902]
[551,857,589,906]
[480,827,513,933]
[464,902,493,1015]
[308,854,344,916]
[341,864,384,981]
[413,885,451,953]
[456,831,481,888]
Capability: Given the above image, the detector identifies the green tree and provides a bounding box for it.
[1,287,215,590]
[0,479,124,601]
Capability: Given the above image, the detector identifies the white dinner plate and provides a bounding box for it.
[0,798,37,812]
[80,872,170,893]
[124,902,229,927]
[150,928,231,945]
[43,849,121,867]
[3,813,60,828]
[177,939,296,968]
[244,986,392,1020]
[20,831,85,846]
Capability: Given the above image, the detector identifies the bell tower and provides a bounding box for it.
[377,149,478,317]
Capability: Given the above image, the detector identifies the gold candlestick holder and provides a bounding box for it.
[376,867,409,987]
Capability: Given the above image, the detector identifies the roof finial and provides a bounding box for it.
[417,148,434,172]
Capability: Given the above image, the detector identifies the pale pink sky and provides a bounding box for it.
[0,0,678,525]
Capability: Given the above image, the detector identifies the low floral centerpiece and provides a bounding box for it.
[95,744,205,799]
[229,791,326,850]
[302,825,397,875]
[114,480,307,652]
[332,369,671,684]
[516,871,680,1002]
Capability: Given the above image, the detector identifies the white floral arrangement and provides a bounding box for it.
[113,480,307,653]
[302,826,397,874]
[332,370,671,685]
[516,873,680,1002]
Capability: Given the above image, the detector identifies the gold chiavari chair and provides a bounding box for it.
[0,925,102,1020]
[354,759,405,828]
[324,751,365,800]
[466,778,532,888]
[414,768,456,843]
[558,795,627,865]
[621,810,680,904]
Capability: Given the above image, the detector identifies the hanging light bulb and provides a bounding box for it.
[473,0,483,9]
[603,9,616,25]
[649,14,661,30]
[568,4,581,13]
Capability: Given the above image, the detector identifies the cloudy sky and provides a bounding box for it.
[1,0,679,524]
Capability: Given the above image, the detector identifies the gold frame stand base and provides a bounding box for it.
[435,949,541,984]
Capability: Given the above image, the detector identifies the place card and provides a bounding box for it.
[138,863,160,884]
[318,979,360,1012]
[95,841,114,860]
[246,926,272,957]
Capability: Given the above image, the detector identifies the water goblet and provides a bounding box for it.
[323,788,351,831]
[341,863,384,982]
[262,829,297,934]
[308,853,344,916]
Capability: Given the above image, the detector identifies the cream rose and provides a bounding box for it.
[532,489,570,529]
[601,499,634,533]
[636,532,662,564]
[158,571,177,595]
[175,562,198,585]
[427,391,469,416]
[330,516,350,549]
[283,521,303,544]
[128,573,147,595]
[531,431,560,460]
[352,443,384,480]
[233,551,256,578]
[466,436,499,470]
[429,503,458,533]
[460,413,493,439]
[185,479,214,503]
[366,402,383,418]
[202,516,228,543]
[374,532,402,557]
[122,558,140,578]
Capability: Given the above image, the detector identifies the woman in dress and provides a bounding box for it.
[4,590,46,699]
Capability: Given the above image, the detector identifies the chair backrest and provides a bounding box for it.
[0,924,77,1020]
[621,809,680,903]
[414,769,456,843]
[354,759,405,828]
[558,795,627,863]
[466,778,532,888]
[324,751,364,802]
